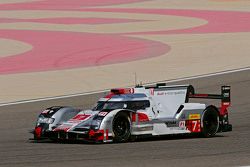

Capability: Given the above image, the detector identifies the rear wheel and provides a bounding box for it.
[112,112,131,142]
[201,106,219,137]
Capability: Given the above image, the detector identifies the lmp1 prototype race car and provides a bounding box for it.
[32,83,232,143]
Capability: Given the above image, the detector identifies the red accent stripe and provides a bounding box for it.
[96,130,104,141]
[105,93,115,98]
[132,113,136,122]
[138,112,149,122]
[71,114,90,121]
[220,102,230,116]
[106,129,109,140]
[132,113,149,122]
[190,94,209,98]
[34,127,42,139]
[89,129,104,141]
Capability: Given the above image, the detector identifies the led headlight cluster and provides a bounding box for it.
[91,120,102,130]
[37,117,55,124]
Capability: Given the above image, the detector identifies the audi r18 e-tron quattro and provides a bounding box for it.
[32,83,232,143]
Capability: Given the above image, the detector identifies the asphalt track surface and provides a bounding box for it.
[0,70,250,167]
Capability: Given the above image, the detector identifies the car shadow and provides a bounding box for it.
[130,133,225,143]
[28,133,226,145]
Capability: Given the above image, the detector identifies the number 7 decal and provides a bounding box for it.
[192,120,201,132]
[186,120,201,132]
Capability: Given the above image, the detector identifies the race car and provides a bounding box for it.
[32,83,232,143]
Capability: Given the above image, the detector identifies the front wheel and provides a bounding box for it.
[112,112,131,143]
[201,106,219,137]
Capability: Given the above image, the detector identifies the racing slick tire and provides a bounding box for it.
[112,112,131,143]
[201,106,219,137]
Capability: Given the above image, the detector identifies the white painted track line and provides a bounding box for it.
[0,66,249,107]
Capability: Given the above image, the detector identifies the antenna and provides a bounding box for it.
[134,72,137,86]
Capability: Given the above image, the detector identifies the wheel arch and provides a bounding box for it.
[113,110,133,142]
[99,109,135,130]
[202,105,220,116]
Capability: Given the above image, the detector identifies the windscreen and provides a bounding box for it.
[93,101,150,111]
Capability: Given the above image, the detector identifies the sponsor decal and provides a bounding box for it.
[133,126,153,132]
[223,92,230,97]
[68,114,91,124]
[179,121,186,129]
[157,92,164,96]
[156,90,186,96]
[71,114,90,121]
[189,114,201,120]
[54,125,71,132]
[222,102,230,106]
[165,121,177,127]
[98,112,108,117]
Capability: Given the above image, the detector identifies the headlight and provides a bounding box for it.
[37,117,55,124]
[91,120,102,130]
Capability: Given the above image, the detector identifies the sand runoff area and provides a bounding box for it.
[0,0,250,103]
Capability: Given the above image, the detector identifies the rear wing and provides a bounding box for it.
[189,85,231,115]
[144,84,194,117]
[142,83,230,116]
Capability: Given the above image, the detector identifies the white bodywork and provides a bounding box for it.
[44,85,207,142]
[97,85,206,138]
[34,84,231,143]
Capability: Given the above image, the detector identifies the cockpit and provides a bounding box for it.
[93,93,150,111]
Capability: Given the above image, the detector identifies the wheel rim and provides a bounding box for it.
[113,117,129,138]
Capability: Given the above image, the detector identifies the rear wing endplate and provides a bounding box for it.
[189,85,231,115]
